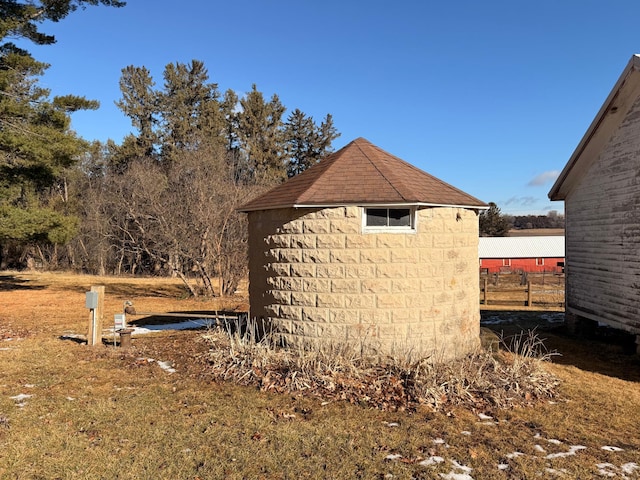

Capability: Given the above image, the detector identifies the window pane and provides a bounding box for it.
[388,209,410,227]
[366,209,387,227]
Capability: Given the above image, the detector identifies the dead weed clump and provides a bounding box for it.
[203,322,560,412]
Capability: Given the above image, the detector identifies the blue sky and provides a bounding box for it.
[22,0,640,215]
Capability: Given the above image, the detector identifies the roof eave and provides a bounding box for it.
[549,54,640,201]
[238,201,489,213]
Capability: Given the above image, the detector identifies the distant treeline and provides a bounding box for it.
[504,212,565,230]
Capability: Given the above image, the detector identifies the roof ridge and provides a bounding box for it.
[353,139,407,201]
[297,139,359,202]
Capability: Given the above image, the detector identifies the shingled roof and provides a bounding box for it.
[238,137,487,212]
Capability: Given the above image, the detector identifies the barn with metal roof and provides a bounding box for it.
[479,236,565,273]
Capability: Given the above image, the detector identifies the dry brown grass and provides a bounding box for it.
[1,271,639,479]
[204,321,559,412]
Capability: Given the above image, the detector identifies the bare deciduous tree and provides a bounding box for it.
[104,146,258,296]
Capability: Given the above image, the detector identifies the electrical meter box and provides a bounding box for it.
[85,291,99,309]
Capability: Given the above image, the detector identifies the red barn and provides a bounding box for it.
[479,236,565,273]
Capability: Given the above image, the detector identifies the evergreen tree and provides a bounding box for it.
[479,202,511,237]
[115,65,158,161]
[0,0,124,256]
[284,109,339,177]
[0,1,125,47]
[237,84,286,182]
[158,60,223,164]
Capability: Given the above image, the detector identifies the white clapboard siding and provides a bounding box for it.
[564,95,640,334]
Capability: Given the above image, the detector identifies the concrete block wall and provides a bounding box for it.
[247,206,480,361]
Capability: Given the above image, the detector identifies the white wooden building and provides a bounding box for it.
[549,54,640,344]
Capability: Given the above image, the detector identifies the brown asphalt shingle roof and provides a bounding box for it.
[238,137,487,212]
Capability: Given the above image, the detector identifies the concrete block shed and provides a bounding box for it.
[239,138,488,361]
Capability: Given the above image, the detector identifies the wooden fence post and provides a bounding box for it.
[483,278,488,305]
[526,281,533,307]
[87,285,105,346]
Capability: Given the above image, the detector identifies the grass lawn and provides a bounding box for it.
[0,271,639,479]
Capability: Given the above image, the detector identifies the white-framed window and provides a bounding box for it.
[502,258,511,267]
[536,258,544,266]
[362,207,415,233]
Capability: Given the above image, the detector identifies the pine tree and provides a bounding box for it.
[284,109,339,177]
[115,65,158,161]
[479,202,511,236]
[158,60,223,164]
[0,0,124,251]
[237,84,286,182]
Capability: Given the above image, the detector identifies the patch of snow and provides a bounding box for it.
[622,463,639,475]
[547,438,563,445]
[433,438,446,444]
[461,431,471,436]
[10,393,32,402]
[450,460,473,474]
[477,413,493,420]
[497,464,509,470]
[439,473,474,480]
[419,456,445,466]
[118,319,217,335]
[506,451,525,459]
[384,422,399,427]
[435,461,475,480]
[596,463,617,477]
[601,446,624,452]
[66,397,75,401]
[156,360,176,374]
[545,445,586,459]
[534,444,546,453]
[540,313,565,323]
[545,467,568,476]
[384,454,402,461]
[601,463,638,478]
[480,315,513,326]
[23,384,35,388]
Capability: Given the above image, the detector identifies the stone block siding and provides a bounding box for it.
[247,206,480,361]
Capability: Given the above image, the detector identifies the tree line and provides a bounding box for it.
[480,203,565,237]
[0,1,340,296]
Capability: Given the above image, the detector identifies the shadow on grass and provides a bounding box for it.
[127,310,243,326]
[0,274,46,291]
[481,310,640,382]
[59,335,85,344]
[63,282,191,298]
